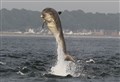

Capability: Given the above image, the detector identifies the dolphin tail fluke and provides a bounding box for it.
[64,54,75,62]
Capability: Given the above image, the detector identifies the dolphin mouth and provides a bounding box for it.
[41,14,46,29]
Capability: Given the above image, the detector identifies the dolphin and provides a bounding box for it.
[41,8,75,62]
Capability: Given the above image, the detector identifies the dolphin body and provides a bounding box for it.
[41,8,75,62]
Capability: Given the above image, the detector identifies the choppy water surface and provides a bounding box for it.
[0,36,120,82]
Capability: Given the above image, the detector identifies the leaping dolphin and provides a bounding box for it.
[41,8,75,62]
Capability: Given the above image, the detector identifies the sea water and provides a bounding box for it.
[0,36,120,82]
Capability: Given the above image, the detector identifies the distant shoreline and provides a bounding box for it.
[0,33,120,39]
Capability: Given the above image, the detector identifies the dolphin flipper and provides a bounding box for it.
[64,54,75,62]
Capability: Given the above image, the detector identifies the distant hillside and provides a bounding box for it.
[0,8,119,32]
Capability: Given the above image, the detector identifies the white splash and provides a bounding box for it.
[50,45,77,77]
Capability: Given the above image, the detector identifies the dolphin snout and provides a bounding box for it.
[41,14,43,18]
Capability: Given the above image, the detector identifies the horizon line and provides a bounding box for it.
[1,1,120,2]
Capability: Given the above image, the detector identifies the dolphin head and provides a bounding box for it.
[41,8,55,23]
[41,8,62,29]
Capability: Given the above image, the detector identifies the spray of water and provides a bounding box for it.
[50,44,78,77]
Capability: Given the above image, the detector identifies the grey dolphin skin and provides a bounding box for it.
[41,8,75,62]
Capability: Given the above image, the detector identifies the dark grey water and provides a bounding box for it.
[0,36,120,82]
